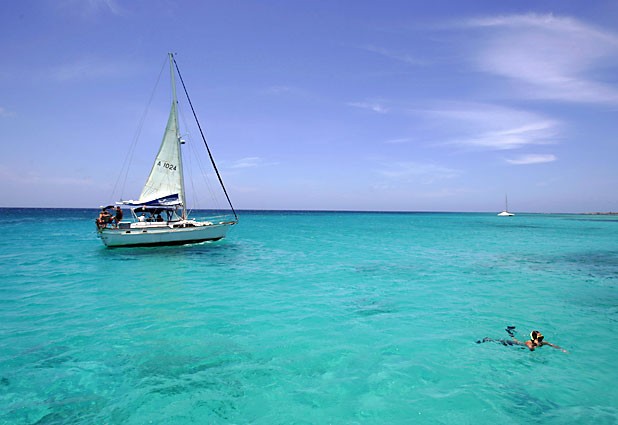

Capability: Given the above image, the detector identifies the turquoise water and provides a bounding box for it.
[1,208,617,424]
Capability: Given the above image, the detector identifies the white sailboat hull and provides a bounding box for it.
[98,221,235,247]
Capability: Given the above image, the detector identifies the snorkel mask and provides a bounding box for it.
[530,331,544,343]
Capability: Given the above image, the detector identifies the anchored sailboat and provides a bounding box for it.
[497,195,514,217]
[96,53,237,247]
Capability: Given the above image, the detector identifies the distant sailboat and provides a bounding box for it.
[95,53,238,247]
[497,195,515,217]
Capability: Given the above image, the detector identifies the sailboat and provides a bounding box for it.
[96,53,238,247]
[497,195,515,217]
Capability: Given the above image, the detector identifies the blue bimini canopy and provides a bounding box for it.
[120,194,181,209]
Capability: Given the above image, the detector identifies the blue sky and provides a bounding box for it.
[1,0,617,212]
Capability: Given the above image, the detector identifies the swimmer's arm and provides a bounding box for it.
[543,341,568,353]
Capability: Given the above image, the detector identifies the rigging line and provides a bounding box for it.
[195,149,227,213]
[178,107,223,213]
[109,57,168,202]
[177,109,199,213]
[179,109,227,214]
[172,54,238,222]
[180,130,199,216]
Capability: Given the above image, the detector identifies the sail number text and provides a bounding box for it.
[157,161,177,171]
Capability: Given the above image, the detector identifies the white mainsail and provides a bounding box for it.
[138,56,185,210]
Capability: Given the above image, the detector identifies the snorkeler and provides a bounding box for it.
[477,327,567,353]
[515,330,567,352]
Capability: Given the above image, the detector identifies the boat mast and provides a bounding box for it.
[169,53,187,220]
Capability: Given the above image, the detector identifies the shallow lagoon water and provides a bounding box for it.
[1,209,617,424]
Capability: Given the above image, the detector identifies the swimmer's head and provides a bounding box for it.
[530,330,544,341]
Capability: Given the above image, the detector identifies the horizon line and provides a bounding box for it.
[0,206,615,215]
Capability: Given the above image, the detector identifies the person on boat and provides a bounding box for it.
[96,208,112,229]
[113,206,123,227]
[136,206,149,222]
[477,327,567,352]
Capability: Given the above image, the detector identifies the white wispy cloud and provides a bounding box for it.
[378,161,460,184]
[421,102,560,150]
[505,154,557,165]
[261,85,295,95]
[465,13,618,103]
[359,45,427,66]
[0,107,14,117]
[0,168,92,186]
[260,85,311,98]
[456,120,558,150]
[227,157,275,169]
[347,101,389,114]
[383,137,412,144]
[57,0,124,17]
[49,57,135,82]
